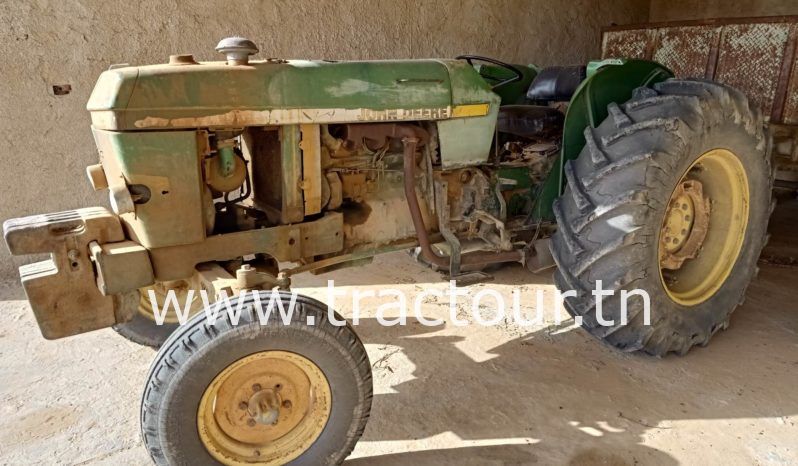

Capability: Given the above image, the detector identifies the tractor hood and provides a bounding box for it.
[87,58,496,131]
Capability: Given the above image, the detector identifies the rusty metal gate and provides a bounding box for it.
[602,16,798,125]
[602,16,798,182]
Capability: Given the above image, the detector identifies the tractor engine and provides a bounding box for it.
[204,118,556,269]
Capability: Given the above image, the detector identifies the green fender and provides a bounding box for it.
[531,59,674,221]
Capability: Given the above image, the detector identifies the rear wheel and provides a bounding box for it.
[141,292,372,465]
[551,78,772,356]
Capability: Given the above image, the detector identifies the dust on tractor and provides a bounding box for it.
[4,36,772,465]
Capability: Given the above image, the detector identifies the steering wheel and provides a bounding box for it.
[456,55,523,90]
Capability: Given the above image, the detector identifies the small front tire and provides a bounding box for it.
[141,292,372,465]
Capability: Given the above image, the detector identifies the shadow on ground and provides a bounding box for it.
[338,258,797,464]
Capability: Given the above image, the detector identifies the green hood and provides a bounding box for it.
[87,59,495,130]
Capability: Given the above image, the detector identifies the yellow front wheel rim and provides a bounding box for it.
[197,351,331,465]
[659,148,750,306]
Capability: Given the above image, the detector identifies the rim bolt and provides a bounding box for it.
[239,402,248,410]
[274,383,282,391]
[247,419,256,427]
[282,400,292,409]
[252,383,262,392]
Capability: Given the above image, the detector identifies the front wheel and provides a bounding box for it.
[141,292,372,465]
[551,78,772,356]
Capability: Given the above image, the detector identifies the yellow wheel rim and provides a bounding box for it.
[138,274,204,324]
[197,351,331,465]
[658,148,749,306]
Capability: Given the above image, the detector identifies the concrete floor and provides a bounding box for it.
[1,201,797,465]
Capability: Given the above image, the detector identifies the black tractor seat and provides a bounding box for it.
[526,65,586,102]
[496,65,586,140]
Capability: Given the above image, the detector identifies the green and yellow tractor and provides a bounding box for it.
[3,37,771,464]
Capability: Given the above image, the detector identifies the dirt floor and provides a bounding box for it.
[1,200,797,466]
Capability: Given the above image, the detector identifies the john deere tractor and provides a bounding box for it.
[3,37,771,465]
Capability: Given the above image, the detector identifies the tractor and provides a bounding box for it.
[3,37,771,465]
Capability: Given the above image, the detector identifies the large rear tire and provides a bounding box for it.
[551,78,772,356]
